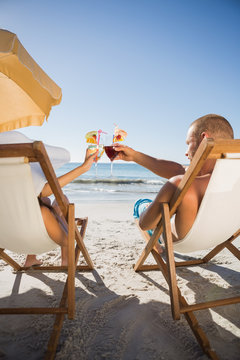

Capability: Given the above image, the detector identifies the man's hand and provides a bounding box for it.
[113,144,136,162]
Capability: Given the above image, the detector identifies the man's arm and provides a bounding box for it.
[139,176,181,230]
[114,145,185,179]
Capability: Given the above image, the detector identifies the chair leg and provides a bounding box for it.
[75,218,94,270]
[161,203,180,320]
[0,248,22,271]
[149,247,219,359]
[67,203,75,320]
[45,241,85,359]
[203,228,240,262]
[225,241,240,260]
[133,204,219,359]
[44,312,65,360]
[180,296,219,360]
[134,221,164,271]
[45,205,82,359]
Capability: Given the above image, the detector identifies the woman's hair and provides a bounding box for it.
[190,114,234,139]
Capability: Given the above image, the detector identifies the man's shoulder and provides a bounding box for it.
[169,174,184,186]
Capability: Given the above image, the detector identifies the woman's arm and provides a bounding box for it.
[41,148,98,197]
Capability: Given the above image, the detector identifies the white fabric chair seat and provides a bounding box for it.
[0,157,56,254]
[173,158,240,253]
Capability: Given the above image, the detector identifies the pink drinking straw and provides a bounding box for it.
[97,129,107,145]
[97,130,101,145]
[96,129,107,161]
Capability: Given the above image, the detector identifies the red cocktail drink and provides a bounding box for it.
[104,146,118,161]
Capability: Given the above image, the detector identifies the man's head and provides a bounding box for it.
[185,114,234,161]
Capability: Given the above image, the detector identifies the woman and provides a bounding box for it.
[0,130,97,267]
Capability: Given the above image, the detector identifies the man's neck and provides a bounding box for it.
[198,159,216,176]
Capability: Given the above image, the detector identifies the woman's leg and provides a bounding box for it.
[51,197,69,233]
[40,205,68,266]
[24,255,42,267]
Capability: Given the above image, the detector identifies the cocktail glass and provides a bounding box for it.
[104,135,118,176]
[88,144,104,176]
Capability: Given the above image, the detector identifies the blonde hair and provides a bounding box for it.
[190,114,234,140]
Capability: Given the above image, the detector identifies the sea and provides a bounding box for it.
[55,162,166,204]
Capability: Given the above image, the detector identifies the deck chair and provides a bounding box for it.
[0,141,94,360]
[134,138,240,360]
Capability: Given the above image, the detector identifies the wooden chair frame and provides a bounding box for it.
[134,138,240,360]
[0,141,94,360]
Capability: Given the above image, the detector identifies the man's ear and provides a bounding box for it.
[200,131,210,140]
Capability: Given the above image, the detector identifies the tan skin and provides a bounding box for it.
[24,148,98,267]
[114,125,216,250]
[114,144,185,179]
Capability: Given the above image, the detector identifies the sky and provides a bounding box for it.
[1,0,240,164]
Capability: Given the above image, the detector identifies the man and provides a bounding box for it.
[114,114,234,246]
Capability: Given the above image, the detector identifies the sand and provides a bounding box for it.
[0,202,240,360]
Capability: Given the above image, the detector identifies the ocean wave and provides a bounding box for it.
[66,188,159,194]
[73,178,165,185]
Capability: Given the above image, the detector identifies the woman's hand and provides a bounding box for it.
[82,147,99,171]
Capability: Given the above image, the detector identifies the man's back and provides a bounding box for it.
[172,173,212,241]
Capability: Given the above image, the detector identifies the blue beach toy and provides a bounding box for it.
[133,198,162,243]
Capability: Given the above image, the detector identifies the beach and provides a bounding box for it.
[0,201,240,360]
[1,1,240,358]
